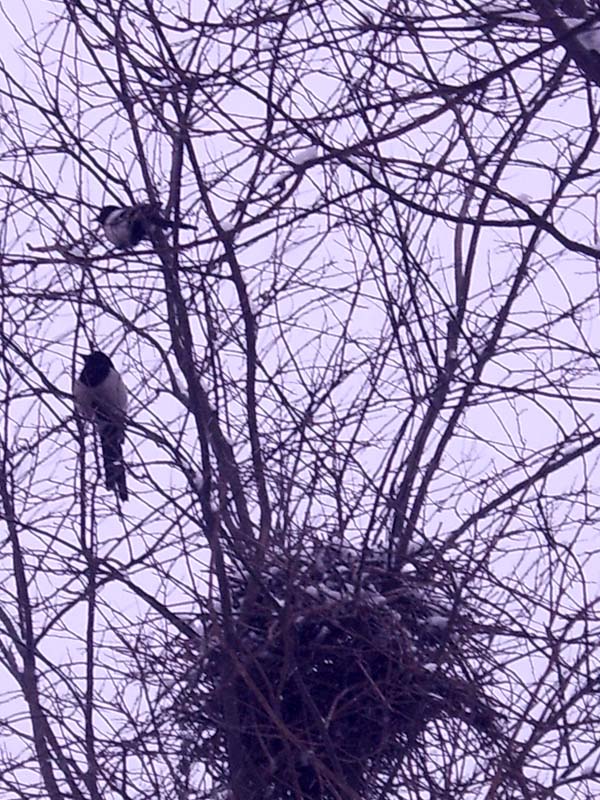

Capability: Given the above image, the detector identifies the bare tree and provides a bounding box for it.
[1,1,600,798]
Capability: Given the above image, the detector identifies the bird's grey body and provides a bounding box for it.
[74,367,128,416]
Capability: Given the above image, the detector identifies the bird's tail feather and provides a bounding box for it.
[133,204,196,233]
[100,422,128,502]
[147,214,196,231]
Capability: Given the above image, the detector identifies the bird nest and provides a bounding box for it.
[167,542,500,800]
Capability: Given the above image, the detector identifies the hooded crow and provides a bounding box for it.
[97,203,195,249]
[74,351,129,501]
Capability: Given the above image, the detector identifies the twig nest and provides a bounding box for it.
[170,542,500,799]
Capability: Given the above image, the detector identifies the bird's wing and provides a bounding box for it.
[112,370,128,415]
[94,370,128,418]
[73,379,95,419]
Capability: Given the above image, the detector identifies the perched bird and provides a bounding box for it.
[74,351,129,501]
[96,203,195,249]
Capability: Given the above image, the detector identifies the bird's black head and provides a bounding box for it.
[96,205,121,224]
[79,351,114,387]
